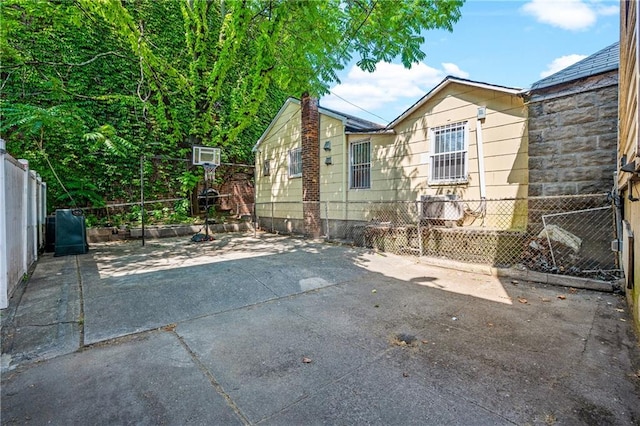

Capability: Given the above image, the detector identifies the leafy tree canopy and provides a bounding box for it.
[1,0,463,210]
[80,0,463,149]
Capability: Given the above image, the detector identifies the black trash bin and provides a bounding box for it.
[54,209,89,256]
[45,215,56,253]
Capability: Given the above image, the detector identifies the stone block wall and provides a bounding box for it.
[527,72,618,197]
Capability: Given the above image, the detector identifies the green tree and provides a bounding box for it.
[1,0,147,207]
[2,0,463,212]
[79,0,464,159]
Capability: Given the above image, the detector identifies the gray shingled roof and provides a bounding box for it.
[320,106,385,132]
[530,42,619,91]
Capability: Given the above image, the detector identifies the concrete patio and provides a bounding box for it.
[1,232,639,425]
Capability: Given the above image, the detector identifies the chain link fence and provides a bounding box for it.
[255,193,620,281]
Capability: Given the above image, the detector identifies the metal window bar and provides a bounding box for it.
[431,123,467,182]
[288,148,302,177]
[431,151,466,182]
[351,140,370,189]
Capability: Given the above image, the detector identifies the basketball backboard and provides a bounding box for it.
[192,146,221,166]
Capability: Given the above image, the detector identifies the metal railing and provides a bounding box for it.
[254,194,619,281]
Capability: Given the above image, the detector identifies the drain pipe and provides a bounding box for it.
[476,112,487,200]
[611,171,624,277]
[474,110,488,225]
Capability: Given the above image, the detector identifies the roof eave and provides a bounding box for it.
[386,76,522,129]
[528,65,619,92]
[252,97,301,152]
[345,129,395,135]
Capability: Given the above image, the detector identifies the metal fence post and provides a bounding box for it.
[271,202,274,233]
[324,201,329,240]
[253,203,258,238]
[418,200,424,256]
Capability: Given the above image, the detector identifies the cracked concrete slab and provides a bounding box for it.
[1,233,639,425]
[1,331,243,425]
[1,255,81,368]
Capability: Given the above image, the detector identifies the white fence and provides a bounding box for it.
[0,139,47,309]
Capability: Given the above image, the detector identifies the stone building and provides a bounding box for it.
[525,42,619,197]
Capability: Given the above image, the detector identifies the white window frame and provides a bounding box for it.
[428,121,469,184]
[288,147,302,178]
[350,139,371,189]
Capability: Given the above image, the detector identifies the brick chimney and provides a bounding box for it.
[301,92,321,238]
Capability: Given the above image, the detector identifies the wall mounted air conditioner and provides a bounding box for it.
[420,195,464,221]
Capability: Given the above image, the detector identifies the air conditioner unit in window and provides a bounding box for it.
[420,194,464,222]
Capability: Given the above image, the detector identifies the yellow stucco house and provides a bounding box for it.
[253,76,528,236]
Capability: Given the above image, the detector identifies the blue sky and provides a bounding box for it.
[320,0,620,124]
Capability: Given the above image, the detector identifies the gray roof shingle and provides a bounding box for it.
[319,106,385,132]
[530,42,619,91]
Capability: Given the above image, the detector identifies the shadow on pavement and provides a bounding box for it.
[2,232,639,425]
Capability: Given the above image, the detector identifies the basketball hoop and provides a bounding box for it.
[192,145,222,240]
[193,145,221,182]
[203,163,217,181]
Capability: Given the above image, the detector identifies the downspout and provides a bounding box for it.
[343,127,348,204]
[475,115,488,225]
[611,171,624,271]
[475,117,487,200]
[343,125,350,231]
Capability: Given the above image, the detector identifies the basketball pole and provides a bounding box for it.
[204,164,210,239]
[192,146,221,242]
[140,154,145,247]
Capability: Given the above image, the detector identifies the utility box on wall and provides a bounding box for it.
[54,209,89,256]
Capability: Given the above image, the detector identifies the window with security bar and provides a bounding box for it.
[350,140,371,189]
[429,122,468,184]
[288,148,302,178]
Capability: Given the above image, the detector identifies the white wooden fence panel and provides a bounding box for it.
[1,139,46,309]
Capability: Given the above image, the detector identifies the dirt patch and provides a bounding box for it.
[390,333,418,347]
[575,401,615,425]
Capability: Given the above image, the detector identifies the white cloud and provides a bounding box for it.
[442,62,470,79]
[321,61,468,122]
[596,4,619,16]
[521,0,617,31]
[540,54,587,77]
